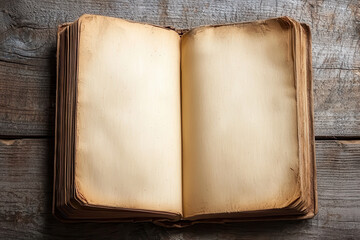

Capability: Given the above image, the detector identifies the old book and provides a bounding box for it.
[53,14,317,227]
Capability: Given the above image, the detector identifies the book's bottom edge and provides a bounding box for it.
[52,204,316,228]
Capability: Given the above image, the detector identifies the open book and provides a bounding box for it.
[53,14,317,227]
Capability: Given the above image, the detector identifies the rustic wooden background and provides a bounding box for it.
[0,0,359,239]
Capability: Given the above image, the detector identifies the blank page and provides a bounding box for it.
[74,15,182,214]
[181,20,301,218]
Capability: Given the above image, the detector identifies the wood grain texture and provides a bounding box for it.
[0,0,359,238]
[0,0,359,136]
[0,139,359,239]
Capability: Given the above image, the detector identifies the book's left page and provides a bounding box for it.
[74,15,182,215]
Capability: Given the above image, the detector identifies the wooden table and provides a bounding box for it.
[0,0,359,239]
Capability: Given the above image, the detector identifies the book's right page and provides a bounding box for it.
[181,19,301,218]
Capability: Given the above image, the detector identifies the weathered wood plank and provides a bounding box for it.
[314,68,360,137]
[0,0,359,136]
[0,60,55,136]
[0,139,359,239]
